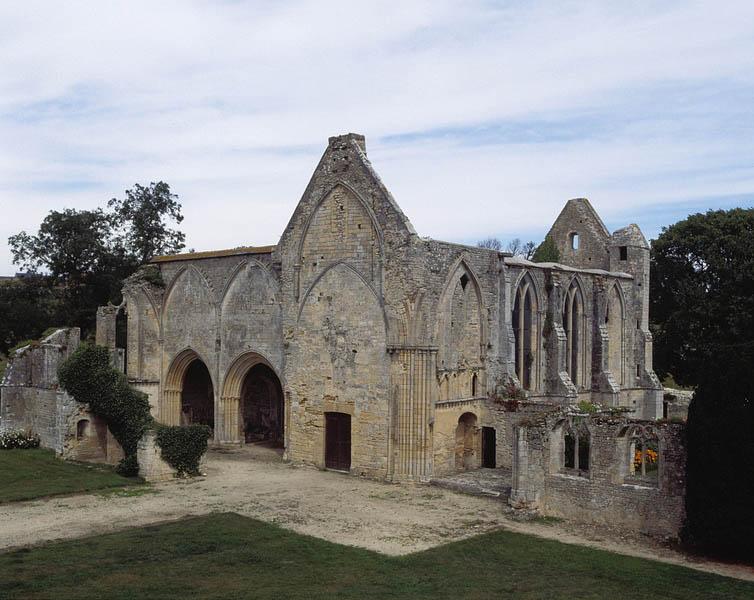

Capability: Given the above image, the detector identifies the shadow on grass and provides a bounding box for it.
[1,513,752,599]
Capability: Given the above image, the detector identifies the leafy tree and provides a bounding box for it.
[5,183,185,343]
[650,208,754,561]
[8,209,114,286]
[109,182,185,264]
[0,277,63,355]
[683,363,753,561]
[532,235,560,263]
[650,208,754,386]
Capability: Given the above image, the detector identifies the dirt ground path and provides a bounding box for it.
[2,446,752,583]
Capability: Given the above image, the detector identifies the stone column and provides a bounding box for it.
[390,346,436,482]
[163,389,182,426]
[217,396,241,444]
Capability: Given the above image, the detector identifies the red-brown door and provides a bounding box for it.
[325,412,351,471]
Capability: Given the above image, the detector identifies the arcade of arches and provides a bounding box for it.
[165,352,284,445]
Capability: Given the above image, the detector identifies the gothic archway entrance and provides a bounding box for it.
[163,349,216,430]
[240,363,283,445]
[181,360,214,429]
[219,352,284,446]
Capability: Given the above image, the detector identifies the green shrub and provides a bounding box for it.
[58,344,152,476]
[532,235,560,263]
[577,400,599,414]
[155,424,212,476]
[0,429,41,449]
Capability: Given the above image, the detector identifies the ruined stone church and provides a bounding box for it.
[106,133,664,484]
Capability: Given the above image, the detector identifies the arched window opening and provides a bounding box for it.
[570,232,580,250]
[627,427,659,485]
[471,372,478,397]
[76,419,89,440]
[606,284,624,384]
[562,281,584,387]
[562,422,590,476]
[115,306,128,375]
[181,359,214,430]
[513,276,537,390]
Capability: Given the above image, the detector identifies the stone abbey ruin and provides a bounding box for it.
[1,134,685,537]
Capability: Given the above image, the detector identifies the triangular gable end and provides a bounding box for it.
[544,198,611,270]
[276,134,416,260]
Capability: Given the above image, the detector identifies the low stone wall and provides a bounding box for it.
[136,431,177,482]
[510,411,686,538]
[0,328,123,464]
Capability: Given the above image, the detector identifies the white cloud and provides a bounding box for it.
[1,0,753,273]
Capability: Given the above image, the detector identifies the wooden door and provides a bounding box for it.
[325,412,351,471]
[482,426,496,468]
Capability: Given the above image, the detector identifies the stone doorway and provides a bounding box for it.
[325,412,351,471]
[482,426,496,468]
[240,363,283,446]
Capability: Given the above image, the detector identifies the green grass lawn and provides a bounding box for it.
[1,513,751,599]
[0,448,138,504]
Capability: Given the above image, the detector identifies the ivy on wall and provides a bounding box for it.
[58,344,152,476]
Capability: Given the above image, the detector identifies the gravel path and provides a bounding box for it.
[1,445,752,582]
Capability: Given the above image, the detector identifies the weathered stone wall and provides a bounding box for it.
[511,411,686,538]
[113,133,664,486]
[0,328,123,464]
[545,198,611,270]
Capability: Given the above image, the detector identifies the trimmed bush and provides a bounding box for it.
[155,424,212,476]
[0,429,41,450]
[58,344,153,476]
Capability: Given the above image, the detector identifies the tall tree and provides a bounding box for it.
[650,208,754,385]
[108,181,185,264]
[8,209,114,286]
[650,208,754,561]
[6,183,185,342]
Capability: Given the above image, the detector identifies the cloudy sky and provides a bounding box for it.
[1,1,753,275]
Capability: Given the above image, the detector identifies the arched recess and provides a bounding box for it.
[562,277,587,388]
[435,257,486,400]
[296,182,384,300]
[219,351,284,445]
[123,287,160,380]
[162,348,215,428]
[297,261,389,333]
[220,259,283,371]
[162,266,218,366]
[455,412,479,471]
[512,272,540,391]
[605,282,625,385]
[288,261,390,475]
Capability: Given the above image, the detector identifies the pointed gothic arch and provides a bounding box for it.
[605,281,625,385]
[435,256,486,400]
[562,277,587,388]
[218,351,284,445]
[162,348,215,428]
[512,271,540,390]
